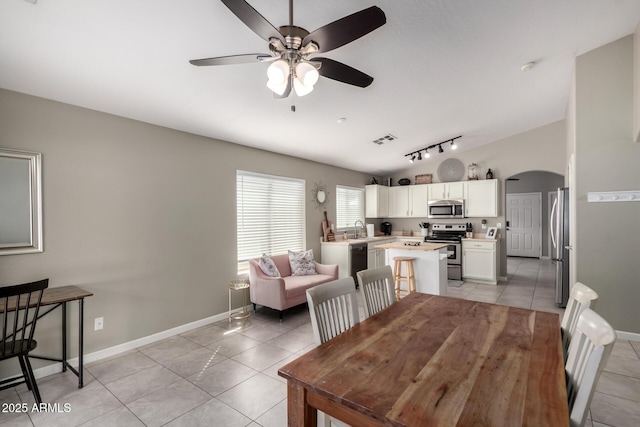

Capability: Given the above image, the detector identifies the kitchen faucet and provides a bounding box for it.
[354,220,365,239]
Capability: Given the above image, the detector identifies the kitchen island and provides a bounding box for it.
[374,242,449,295]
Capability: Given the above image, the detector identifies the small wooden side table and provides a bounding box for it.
[228,279,251,322]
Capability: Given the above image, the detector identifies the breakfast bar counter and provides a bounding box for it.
[374,242,449,295]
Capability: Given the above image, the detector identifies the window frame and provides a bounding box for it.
[236,170,306,273]
[335,185,365,233]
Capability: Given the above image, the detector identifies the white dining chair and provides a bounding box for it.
[356,265,396,318]
[561,282,599,359]
[306,277,359,427]
[306,276,360,346]
[565,308,616,427]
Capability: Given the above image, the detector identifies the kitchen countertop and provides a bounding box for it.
[320,235,421,245]
[374,242,448,251]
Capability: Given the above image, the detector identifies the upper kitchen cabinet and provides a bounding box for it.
[428,182,465,200]
[465,179,498,217]
[365,185,389,218]
[388,185,429,217]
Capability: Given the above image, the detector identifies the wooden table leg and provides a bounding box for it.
[287,382,317,427]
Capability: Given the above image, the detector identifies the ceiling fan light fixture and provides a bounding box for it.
[267,78,289,95]
[293,77,314,96]
[296,62,319,87]
[267,60,290,85]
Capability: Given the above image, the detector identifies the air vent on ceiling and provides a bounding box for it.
[372,134,397,145]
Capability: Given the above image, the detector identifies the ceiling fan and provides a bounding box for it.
[190,0,386,98]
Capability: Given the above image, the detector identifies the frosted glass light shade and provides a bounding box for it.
[296,62,319,86]
[292,62,319,96]
[267,60,289,85]
[293,78,313,96]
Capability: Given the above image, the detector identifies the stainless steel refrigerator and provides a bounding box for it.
[551,188,570,307]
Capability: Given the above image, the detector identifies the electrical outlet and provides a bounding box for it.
[497,223,502,229]
[94,317,103,331]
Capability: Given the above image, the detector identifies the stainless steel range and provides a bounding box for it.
[423,223,466,280]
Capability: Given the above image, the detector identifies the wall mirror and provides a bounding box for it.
[0,148,43,255]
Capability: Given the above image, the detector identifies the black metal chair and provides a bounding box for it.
[0,279,49,404]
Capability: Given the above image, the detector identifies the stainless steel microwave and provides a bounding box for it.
[428,199,465,219]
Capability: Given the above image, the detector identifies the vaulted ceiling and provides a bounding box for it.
[2,0,640,175]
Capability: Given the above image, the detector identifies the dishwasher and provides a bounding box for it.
[350,243,368,287]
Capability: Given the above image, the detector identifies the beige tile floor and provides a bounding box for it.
[1,257,638,426]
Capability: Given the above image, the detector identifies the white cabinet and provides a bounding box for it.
[365,185,389,218]
[428,182,465,200]
[410,185,429,217]
[367,239,392,269]
[465,179,498,217]
[388,185,429,218]
[388,186,409,217]
[462,240,498,285]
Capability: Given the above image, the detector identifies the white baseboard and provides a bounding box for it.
[25,306,250,381]
[615,330,640,342]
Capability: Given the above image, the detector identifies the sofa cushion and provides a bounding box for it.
[284,274,336,299]
[259,254,281,277]
[288,249,317,276]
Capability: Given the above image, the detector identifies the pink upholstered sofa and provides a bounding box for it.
[248,254,338,319]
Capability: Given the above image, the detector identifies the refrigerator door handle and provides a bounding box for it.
[550,196,558,248]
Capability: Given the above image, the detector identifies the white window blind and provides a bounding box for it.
[237,171,305,270]
[336,185,365,231]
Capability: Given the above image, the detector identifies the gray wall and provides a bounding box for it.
[506,171,565,258]
[387,120,567,278]
[574,35,640,333]
[0,89,371,373]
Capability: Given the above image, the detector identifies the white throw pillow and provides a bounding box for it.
[259,254,281,277]
[289,249,317,276]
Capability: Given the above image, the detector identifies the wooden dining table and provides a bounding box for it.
[278,292,568,426]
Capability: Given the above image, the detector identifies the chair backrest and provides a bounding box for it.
[1,279,49,359]
[306,277,360,345]
[356,265,396,318]
[565,308,616,427]
[561,282,599,357]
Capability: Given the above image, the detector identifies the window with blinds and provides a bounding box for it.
[236,171,305,272]
[336,185,365,231]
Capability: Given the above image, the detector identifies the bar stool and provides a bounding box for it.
[393,257,416,299]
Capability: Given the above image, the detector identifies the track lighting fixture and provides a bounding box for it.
[404,136,462,162]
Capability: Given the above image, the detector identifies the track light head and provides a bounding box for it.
[417,151,422,161]
[409,154,415,163]
[451,140,457,150]
[438,144,444,153]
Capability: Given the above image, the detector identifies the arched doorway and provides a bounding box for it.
[505,171,564,259]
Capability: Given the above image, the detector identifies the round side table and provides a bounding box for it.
[228,279,251,322]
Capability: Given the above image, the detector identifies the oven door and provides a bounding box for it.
[446,242,461,265]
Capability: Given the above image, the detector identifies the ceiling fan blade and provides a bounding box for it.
[189,53,270,66]
[302,6,386,54]
[221,0,284,43]
[315,57,374,88]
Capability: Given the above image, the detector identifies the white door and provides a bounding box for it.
[506,193,542,257]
